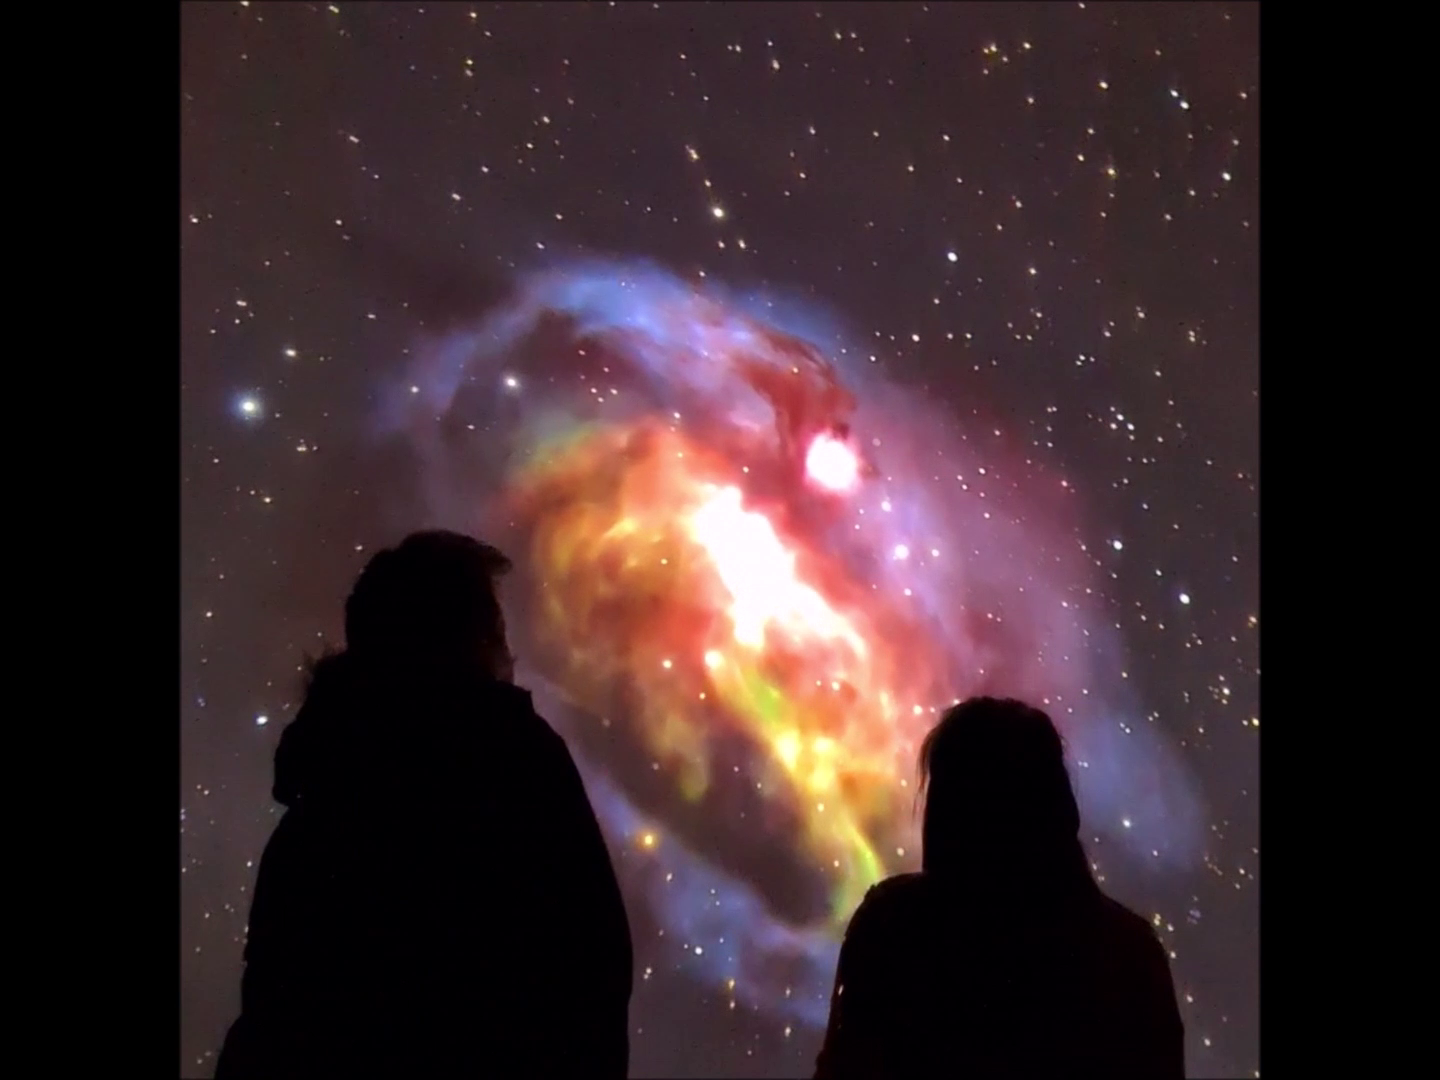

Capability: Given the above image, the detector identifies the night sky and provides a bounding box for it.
[180,3,1258,1078]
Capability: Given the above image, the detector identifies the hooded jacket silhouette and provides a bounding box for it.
[815,698,1184,1080]
[216,533,633,1078]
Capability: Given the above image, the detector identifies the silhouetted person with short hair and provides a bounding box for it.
[216,531,633,1079]
[815,697,1184,1079]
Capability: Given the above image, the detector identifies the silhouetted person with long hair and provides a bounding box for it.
[815,697,1183,1079]
[216,532,633,1078]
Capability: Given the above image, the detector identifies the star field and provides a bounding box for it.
[180,4,1258,1077]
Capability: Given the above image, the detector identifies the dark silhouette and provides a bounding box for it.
[816,698,1184,1079]
[216,532,633,1078]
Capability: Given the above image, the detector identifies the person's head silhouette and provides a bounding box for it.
[918,696,1092,891]
[344,530,515,680]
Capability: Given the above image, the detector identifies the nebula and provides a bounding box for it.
[385,258,1202,1027]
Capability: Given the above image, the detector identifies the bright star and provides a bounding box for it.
[805,435,859,492]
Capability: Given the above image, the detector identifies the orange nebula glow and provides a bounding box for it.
[508,419,948,925]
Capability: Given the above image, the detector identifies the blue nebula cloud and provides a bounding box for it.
[387,256,1205,1028]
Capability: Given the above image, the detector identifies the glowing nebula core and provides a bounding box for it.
[389,258,1202,1026]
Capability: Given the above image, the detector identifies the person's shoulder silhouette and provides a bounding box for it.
[816,697,1184,1080]
[216,531,633,1079]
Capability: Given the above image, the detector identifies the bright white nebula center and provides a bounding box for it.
[688,485,863,657]
[805,434,859,492]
